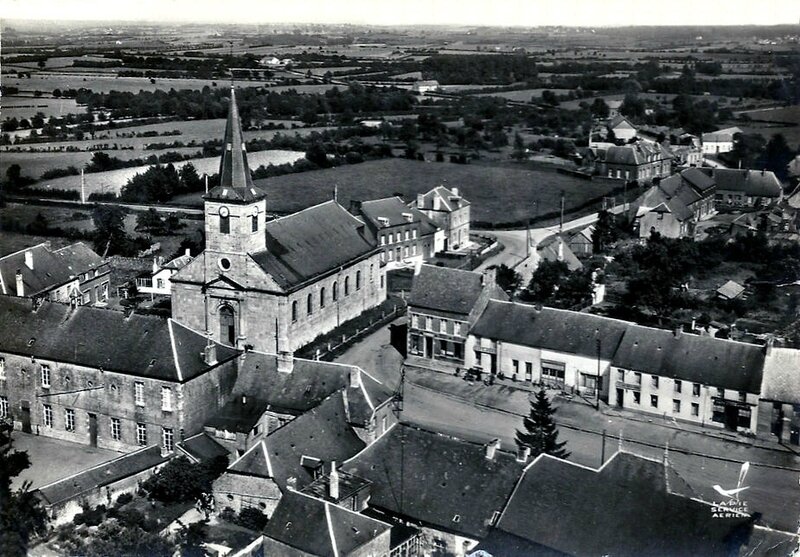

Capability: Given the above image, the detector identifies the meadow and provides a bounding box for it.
[174,158,624,225]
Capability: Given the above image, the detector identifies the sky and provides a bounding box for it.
[1,0,799,27]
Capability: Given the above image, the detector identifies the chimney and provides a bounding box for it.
[451,187,459,196]
[516,445,531,464]
[15,270,24,297]
[433,196,441,211]
[24,250,33,270]
[204,339,217,366]
[482,267,497,288]
[416,193,424,208]
[277,350,294,373]
[329,461,340,500]
[485,438,500,460]
[349,367,362,389]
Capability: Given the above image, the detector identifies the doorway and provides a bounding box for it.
[424,337,433,358]
[21,402,31,434]
[219,305,236,346]
[724,405,739,431]
[616,388,624,407]
[88,413,98,447]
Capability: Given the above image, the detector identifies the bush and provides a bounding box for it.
[140,456,226,504]
[235,507,269,531]
[114,493,134,508]
[74,504,106,526]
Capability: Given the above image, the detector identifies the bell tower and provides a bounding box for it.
[204,86,268,258]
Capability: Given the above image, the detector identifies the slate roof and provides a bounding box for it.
[263,490,390,556]
[612,326,765,393]
[177,432,230,463]
[231,392,367,490]
[480,452,752,557]
[680,167,716,193]
[536,235,583,271]
[471,300,629,361]
[702,126,742,143]
[717,280,745,300]
[608,114,635,130]
[251,201,377,291]
[52,242,105,275]
[162,253,193,271]
[0,243,77,297]
[219,351,392,427]
[633,183,694,222]
[37,446,167,506]
[204,87,267,203]
[605,142,670,166]
[0,296,238,382]
[761,347,800,404]
[710,169,783,197]
[408,264,485,317]
[415,185,471,212]
[359,196,438,236]
[344,424,525,539]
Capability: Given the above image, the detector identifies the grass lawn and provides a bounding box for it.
[170,158,623,226]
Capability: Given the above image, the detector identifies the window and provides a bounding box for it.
[411,314,419,329]
[717,387,725,398]
[41,365,51,388]
[344,276,350,296]
[162,427,174,452]
[440,319,447,334]
[453,322,461,336]
[320,287,326,308]
[412,230,417,239]
[156,278,164,289]
[388,233,393,244]
[356,270,362,290]
[674,380,682,394]
[333,281,338,301]
[692,383,700,397]
[370,264,374,283]
[136,423,147,446]
[651,376,659,388]
[474,351,482,365]
[405,230,410,241]
[291,301,298,322]
[673,400,681,414]
[411,245,417,256]
[634,372,642,385]
[220,215,230,234]
[617,369,624,382]
[512,360,520,376]
[134,382,145,407]
[380,274,384,289]
[691,402,699,416]
[161,386,173,412]
[633,391,641,404]
[65,408,75,432]
[251,215,258,232]
[381,235,386,246]
[426,317,433,331]
[541,361,566,386]
[650,395,658,408]
[43,404,53,427]
[0,357,5,380]
[307,293,313,315]
[0,396,7,419]
[739,391,747,403]
[380,252,385,263]
[404,246,409,258]
[111,418,121,441]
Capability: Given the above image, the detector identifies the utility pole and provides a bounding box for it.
[595,338,601,410]
[600,429,607,466]
[559,191,565,234]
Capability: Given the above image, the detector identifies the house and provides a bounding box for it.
[610,326,765,433]
[259,56,291,68]
[202,352,394,456]
[344,424,527,557]
[0,295,239,452]
[412,80,439,94]
[35,446,168,526]
[597,142,672,183]
[535,235,583,271]
[212,390,369,517]
[136,250,193,297]
[758,346,800,445]
[707,168,783,207]
[607,114,637,142]
[412,185,472,252]
[258,490,392,557]
[606,99,623,119]
[466,300,629,395]
[355,196,442,269]
[702,126,742,155]
[475,451,754,557]
[171,87,386,353]
[632,167,716,238]
[567,224,594,258]
[0,242,109,306]
[716,280,746,301]
[406,265,507,370]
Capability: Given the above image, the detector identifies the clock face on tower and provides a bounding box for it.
[219,206,230,218]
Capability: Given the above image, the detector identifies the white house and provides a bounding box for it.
[136,250,193,296]
[701,127,742,155]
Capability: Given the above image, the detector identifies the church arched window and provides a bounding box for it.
[307,293,313,315]
[291,301,298,322]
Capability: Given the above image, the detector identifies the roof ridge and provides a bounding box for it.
[0,241,50,261]
[37,445,158,490]
[325,501,340,557]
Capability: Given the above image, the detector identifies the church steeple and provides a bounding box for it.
[205,86,266,203]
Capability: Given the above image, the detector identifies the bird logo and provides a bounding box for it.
[712,462,750,501]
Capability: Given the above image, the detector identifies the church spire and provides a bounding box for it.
[204,86,266,203]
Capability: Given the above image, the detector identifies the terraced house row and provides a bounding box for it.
[407,265,800,444]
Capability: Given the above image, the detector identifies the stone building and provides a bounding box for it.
[171,87,385,353]
[413,185,471,252]
[0,296,239,452]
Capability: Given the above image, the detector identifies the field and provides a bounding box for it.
[739,105,800,148]
[2,96,82,119]
[31,150,306,195]
[4,73,271,95]
[172,158,623,224]
[476,88,575,102]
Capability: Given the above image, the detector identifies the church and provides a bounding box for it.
[171,88,386,353]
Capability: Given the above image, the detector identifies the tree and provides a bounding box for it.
[522,260,569,302]
[592,210,620,254]
[494,264,522,294]
[135,209,164,234]
[92,205,129,256]
[512,132,527,161]
[0,422,47,557]
[590,98,609,119]
[516,389,570,459]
